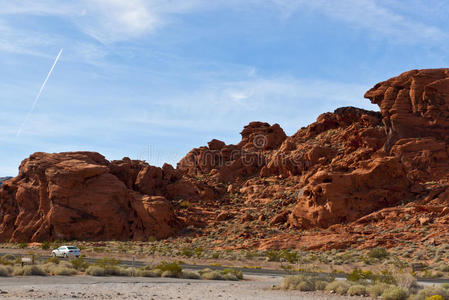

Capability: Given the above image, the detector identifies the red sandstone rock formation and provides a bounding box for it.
[0,152,182,242]
[2,69,449,249]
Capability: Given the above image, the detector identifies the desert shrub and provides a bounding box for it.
[194,248,204,258]
[14,265,47,276]
[161,270,178,278]
[347,284,367,296]
[377,269,398,285]
[394,272,417,290]
[441,265,449,272]
[181,248,194,257]
[86,266,105,276]
[441,284,449,290]
[280,275,313,291]
[223,273,238,281]
[367,283,393,298]
[426,296,444,300]
[0,256,14,266]
[151,268,163,277]
[409,286,449,300]
[382,286,408,300]
[347,268,373,282]
[136,268,159,277]
[154,262,182,276]
[201,271,224,280]
[315,280,328,291]
[2,254,16,262]
[18,242,27,249]
[0,265,12,276]
[41,241,51,250]
[296,280,315,291]
[280,250,298,263]
[222,268,243,280]
[369,247,389,259]
[325,280,352,295]
[198,268,213,275]
[52,266,77,276]
[265,250,280,262]
[70,257,90,271]
[281,274,334,291]
[181,271,200,279]
[105,266,130,276]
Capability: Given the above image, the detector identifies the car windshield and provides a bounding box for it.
[67,246,78,250]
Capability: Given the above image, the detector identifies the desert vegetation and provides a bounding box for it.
[0,253,243,281]
[1,241,448,280]
[278,270,449,300]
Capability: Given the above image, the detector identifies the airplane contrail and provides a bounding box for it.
[16,48,63,137]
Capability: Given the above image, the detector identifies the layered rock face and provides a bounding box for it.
[365,69,449,152]
[0,152,183,242]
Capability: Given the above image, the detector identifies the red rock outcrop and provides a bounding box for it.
[177,122,286,182]
[365,68,449,152]
[0,152,182,242]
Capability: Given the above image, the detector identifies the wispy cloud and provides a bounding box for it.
[270,0,447,43]
[129,76,374,135]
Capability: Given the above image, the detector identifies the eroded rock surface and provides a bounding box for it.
[0,152,182,242]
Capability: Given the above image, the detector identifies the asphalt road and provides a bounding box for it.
[2,252,448,285]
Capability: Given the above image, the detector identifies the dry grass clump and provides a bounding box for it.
[86,265,131,276]
[381,286,409,300]
[280,274,334,292]
[70,257,90,271]
[198,268,244,281]
[201,270,225,280]
[52,265,77,276]
[325,280,352,295]
[86,265,105,276]
[85,257,130,276]
[180,270,201,279]
[0,265,13,276]
[41,260,78,276]
[154,261,182,277]
[367,283,392,298]
[135,267,160,277]
[347,284,367,296]
[13,265,47,276]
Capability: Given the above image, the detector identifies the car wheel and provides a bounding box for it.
[51,253,56,257]
[64,253,68,258]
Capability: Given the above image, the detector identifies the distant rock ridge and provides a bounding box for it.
[1,68,448,249]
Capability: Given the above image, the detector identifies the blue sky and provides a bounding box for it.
[1,0,449,175]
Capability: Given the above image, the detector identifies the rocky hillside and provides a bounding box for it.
[0,69,448,249]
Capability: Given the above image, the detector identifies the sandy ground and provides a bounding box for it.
[0,275,368,300]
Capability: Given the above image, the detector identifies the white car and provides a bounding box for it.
[51,246,81,258]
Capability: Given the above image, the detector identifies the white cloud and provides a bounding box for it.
[270,0,447,43]
[0,0,206,43]
[76,0,157,43]
[2,0,446,44]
